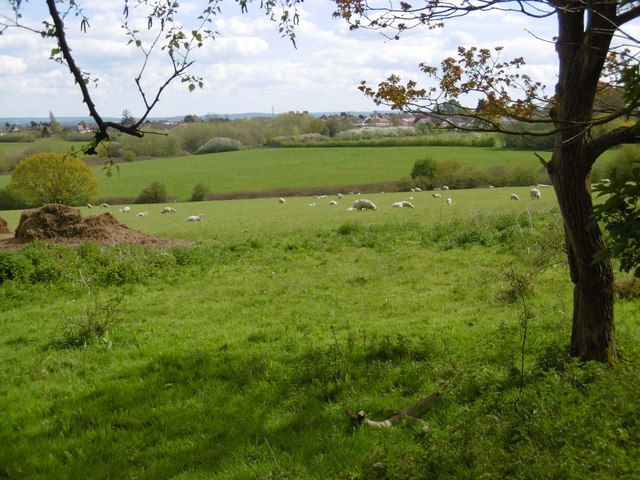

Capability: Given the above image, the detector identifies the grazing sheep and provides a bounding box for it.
[122,206,131,213]
[446,198,453,206]
[337,193,344,199]
[186,214,204,222]
[161,206,177,214]
[100,203,109,208]
[530,188,542,200]
[410,188,415,192]
[278,197,286,204]
[136,211,149,217]
[442,186,449,190]
[87,203,93,208]
[308,203,317,207]
[329,200,338,206]
[414,187,422,192]
[353,199,378,211]
[432,193,442,199]
[391,201,414,208]
[510,194,520,201]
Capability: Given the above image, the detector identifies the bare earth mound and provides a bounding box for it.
[0,204,192,251]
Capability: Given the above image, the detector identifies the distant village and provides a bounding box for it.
[0,111,460,137]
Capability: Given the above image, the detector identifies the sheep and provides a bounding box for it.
[353,199,378,211]
[446,198,453,206]
[510,194,520,201]
[432,193,442,199]
[87,203,93,208]
[122,206,131,213]
[161,206,177,214]
[278,197,286,204]
[100,203,109,208]
[308,203,317,207]
[442,186,450,190]
[392,201,414,208]
[329,200,338,206]
[530,188,541,200]
[337,193,344,199]
[414,187,422,192]
[186,214,204,222]
[136,211,149,217]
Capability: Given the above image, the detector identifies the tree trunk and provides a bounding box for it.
[548,144,617,363]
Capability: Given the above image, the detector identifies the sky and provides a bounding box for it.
[0,0,565,119]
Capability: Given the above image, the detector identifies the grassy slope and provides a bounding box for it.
[1,146,549,200]
[1,186,639,478]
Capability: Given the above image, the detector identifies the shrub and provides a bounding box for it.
[7,152,99,206]
[135,182,168,204]
[190,183,210,202]
[0,251,34,284]
[194,137,243,154]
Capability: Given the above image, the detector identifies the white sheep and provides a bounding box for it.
[392,201,414,208]
[442,186,450,190]
[278,197,286,204]
[122,206,131,213]
[530,188,541,200]
[100,203,109,208]
[186,214,204,222]
[353,199,378,211]
[329,200,338,206]
[87,203,93,209]
[308,203,317,207]
[161,206,177,214]
[337,193,344,199]
[432,193,442,199]
[414,187,422,192]
[446,198,453,206]
[510,194,520,201]
[136,211,149,217]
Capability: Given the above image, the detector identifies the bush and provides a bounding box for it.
[190,183,210,202]
[0,251,34,284]
[7,152,99,206]
[0,188,29,210]
[135,182,168,204]
[194,137,243,154]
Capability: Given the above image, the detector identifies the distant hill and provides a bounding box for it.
[1,111,386,127]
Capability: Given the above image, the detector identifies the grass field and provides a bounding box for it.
[1,181,639,479]
[0,145,556,201]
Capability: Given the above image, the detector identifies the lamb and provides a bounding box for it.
[510,194,520,201]
[446,198,453,206]
[122,206,131,213]
[186,214,204,222]
[432,193,442,199]
[353,199,378,211]
[278,197,286,204]
[161,206,177,214]
[530,188,542,200]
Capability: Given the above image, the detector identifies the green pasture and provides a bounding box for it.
[0,146,545,200]
[0,185,557,241]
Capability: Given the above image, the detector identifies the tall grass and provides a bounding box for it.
[1,206,638,479]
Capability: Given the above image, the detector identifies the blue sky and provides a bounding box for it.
[0,0,564,118]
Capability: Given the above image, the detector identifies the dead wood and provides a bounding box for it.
[345,392,440,431]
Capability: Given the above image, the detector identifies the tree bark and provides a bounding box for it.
[549,146,617,363]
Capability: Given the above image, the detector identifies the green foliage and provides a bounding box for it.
[0,251,34,283]
[410,156,438,188]
[190,183,210,202]
[121,109,136,127]
[7,152,99,206]
[194,137,244,154]
[592,171,640,276]
[0,188,29,210]
[135,181,168,204]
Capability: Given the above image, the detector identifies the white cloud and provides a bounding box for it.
[0,55,27,75]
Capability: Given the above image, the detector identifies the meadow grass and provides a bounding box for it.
[0,145,555,200]
[1,190,639,479]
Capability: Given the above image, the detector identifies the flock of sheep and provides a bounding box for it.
[277,184,547,212]
[86,202,204,222]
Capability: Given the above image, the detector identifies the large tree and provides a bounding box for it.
[333,0,640,363]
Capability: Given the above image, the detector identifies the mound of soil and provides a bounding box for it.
[0,204,192,251]
[0,217,10,235]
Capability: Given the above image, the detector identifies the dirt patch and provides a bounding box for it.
[0,204,192,251]
[0,217,10,235]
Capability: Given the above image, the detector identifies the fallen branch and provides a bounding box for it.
[345,392,440,431]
